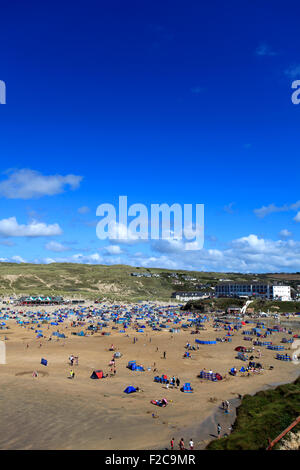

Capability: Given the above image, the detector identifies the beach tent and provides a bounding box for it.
[41,358,48,366]
[90,370,104,379]
[124,386,137,394]
[235,346,246,352]
[181,383,193,393]
[127,361,137,370]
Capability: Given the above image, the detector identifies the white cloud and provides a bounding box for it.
[147,233,300,273]
[0,217,62,237]
[103,245,123,255]
[284,65,300,79]
[108,222,142,244]
[45,241,70,252]
[0,240,15,246]
[42,253,104,264]
[254,201,300,218]
[78,206,90,214]
[255,43,277,56]
[5,229,300,273]
[279,229,292,239]
[0,255,27,263]
[254,203,289,218]
[0,169,82,199]
[11,255,26,263]
[294,212,300,222]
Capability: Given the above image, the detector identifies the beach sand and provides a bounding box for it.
[0,303,299,450]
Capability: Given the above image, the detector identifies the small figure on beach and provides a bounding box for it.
[189,438,194,450]
[217,423,221,438]
[179,438,185,450]
[170,437,174,450]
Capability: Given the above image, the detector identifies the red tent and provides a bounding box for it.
[90,370,104,379]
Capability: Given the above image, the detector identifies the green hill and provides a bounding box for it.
[0,262,300,302]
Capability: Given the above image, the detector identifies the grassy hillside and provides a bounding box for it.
[0,262,300,302]
[206,376,300,450]
[0,262,219,301]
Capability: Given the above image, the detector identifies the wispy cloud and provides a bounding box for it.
[224,202,235,214]
[279,229,292,239]
[255,43,277,57]
[0,169,82,199]
[0,217,62,237]
[284,65,300,79]
[254,201,300,218]
[294,212,300,223]
[103,245,123,255]
[78,206,90,214]
[0,240,15,246]
[45,241,70,252]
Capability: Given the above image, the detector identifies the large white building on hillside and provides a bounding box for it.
[272,285,291,301]
[215,282,292,301]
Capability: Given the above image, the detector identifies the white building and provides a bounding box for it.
[172,291,209,301]
[272,285,291,301]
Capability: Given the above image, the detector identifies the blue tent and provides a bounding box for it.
[124,386,136,394]
[127,361,136,370]
[182,383,193,393]
[41,358,48,366]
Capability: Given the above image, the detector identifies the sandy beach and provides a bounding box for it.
[0,302,299,450]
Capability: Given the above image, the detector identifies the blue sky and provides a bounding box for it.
[0,0,300,272]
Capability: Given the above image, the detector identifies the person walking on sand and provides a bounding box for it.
[189,438,194,450]
[179,438,185,450]
[163,351,166,359]
[170,437,174,450]
[217,423,221,438]
[176,377,180,389]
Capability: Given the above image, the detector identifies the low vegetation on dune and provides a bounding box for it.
[1,262,300,305]
[206,377,300,450]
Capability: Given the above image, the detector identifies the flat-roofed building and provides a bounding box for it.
[171,291,209,301]
[272,285,291,301]
[215,282,272,299]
